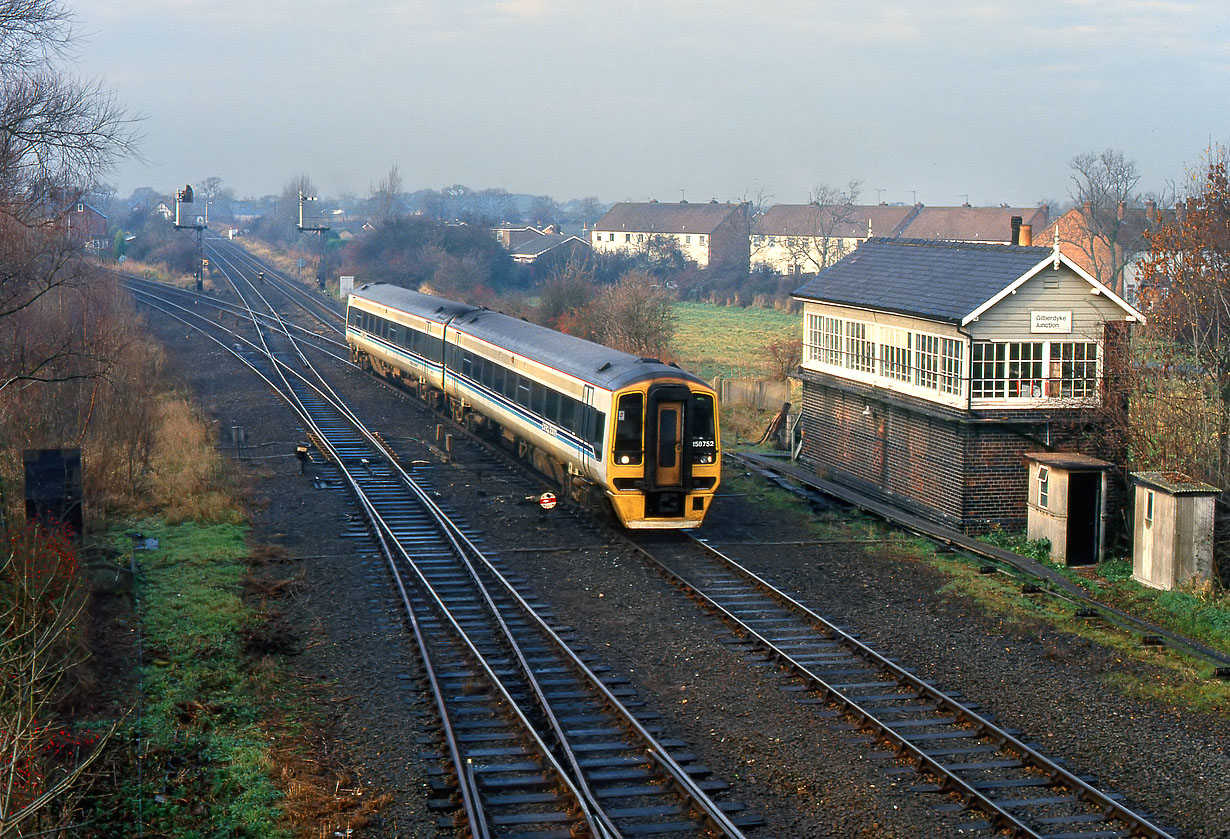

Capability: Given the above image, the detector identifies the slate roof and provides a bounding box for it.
[756,204,916,239]
[509,233,586,260]
[899,205,1048,243]
[593,201,742,234]
[792,237,1051,323]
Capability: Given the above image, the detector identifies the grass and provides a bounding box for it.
[89,519,290,839]
[672,301,798,381]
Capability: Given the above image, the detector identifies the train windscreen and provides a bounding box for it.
[690,393,717,464]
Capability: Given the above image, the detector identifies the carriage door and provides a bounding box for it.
[655,401,684,486]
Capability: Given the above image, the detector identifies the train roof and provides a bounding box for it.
[349,283,708,392]
[349,282,477,322]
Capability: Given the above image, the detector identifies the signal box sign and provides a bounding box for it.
[1031,310,1072,334]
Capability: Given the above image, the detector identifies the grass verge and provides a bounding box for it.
[88,519,288,838]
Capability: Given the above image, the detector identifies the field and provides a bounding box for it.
[670,301,801,444]
[671,301,799,381]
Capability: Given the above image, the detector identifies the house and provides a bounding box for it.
[591,200,750,272]
[61,200,108,250]
[792,236,1145,542]
[898,204,1049,244]
[1036,200,1165,302]
[493,225,545,249]
[753,203,1050,276]
[752,204,917,274]
[508,232,589,264]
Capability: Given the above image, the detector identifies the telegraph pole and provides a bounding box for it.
[174,184,207,291]
[297,190,330,290]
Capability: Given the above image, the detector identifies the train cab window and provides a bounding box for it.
[690,393,718,464]
[613,393,644,465]
[348,309,360,327]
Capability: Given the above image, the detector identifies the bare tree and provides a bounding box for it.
[760,180,862,274]
[0,0,135,389]
[593,269,676,359]
[528,194,557,227]
[369,163,402,227]
[577,196,605,228]
[1066,149,1142,295]
[538,256,598,335]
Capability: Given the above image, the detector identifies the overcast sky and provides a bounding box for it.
[72,0,1229,208]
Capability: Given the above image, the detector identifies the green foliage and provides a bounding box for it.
[979,529,1052,563]
[87,520,290,839]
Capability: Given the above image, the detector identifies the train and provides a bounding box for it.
[345,283,720,529]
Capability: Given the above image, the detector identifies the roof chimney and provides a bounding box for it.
[1019,223,1032,246]
[1082,200,1092,215]
[1010,215,1022,246]
[1145,200,1157,222]
[1117,200,1126,220]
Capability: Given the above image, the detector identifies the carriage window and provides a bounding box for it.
[613,393,644,465]
[492,365,505,395]
[461,352,472,377]
[531,382,546,415]
[516,376,530,406]
[558,395,576,432]
[348,308,360,326]
[544,389,560,422]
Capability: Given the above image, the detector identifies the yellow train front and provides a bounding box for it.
[346,283,720,529]
[603,381,720,528]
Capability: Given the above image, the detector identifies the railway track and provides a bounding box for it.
[624,530,1180,839]
[730,450,1230,677]
[131,262,757,837]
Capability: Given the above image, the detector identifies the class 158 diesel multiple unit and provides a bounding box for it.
[345,283,721,529]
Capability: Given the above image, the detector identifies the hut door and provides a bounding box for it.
[1066,471,1101,566]
[654,401,683,486]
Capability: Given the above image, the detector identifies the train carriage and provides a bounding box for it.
[346,283,720,529]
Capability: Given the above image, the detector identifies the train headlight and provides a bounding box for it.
[619,455,632,465]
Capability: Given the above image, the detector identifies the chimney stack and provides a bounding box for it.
[1082,200,1093,215]
[1010,215,1022,245]
[1117,200,1126,220]
[1145,200,1157,222]
[1019,223,1032,246]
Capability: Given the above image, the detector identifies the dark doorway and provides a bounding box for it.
[1065,471,1101,566]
